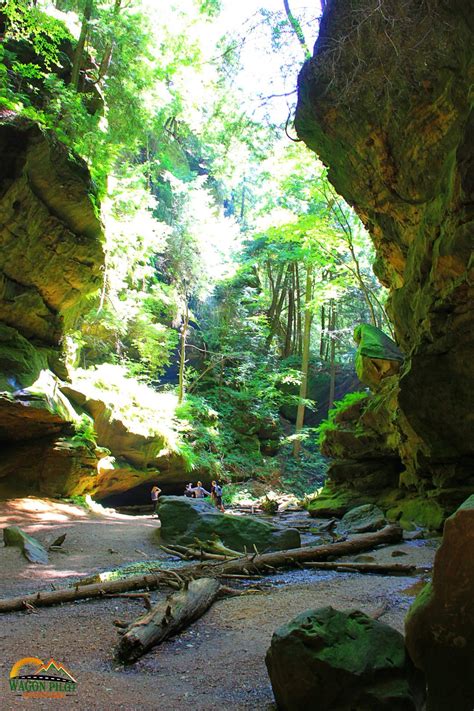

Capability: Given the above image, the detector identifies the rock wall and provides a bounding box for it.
[0,118,191,500]
[0,117,104,345]
[296,0,474,519]
[0,117,105,497]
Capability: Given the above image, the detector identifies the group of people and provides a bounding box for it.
[150,480,225,518]
[184,480,225,512]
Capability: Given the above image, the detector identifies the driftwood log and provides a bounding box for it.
[115,578,221,663]
[0,525,402,613]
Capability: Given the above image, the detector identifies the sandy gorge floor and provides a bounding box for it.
[0,498,438,710]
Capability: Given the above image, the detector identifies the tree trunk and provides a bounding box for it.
[70,0,93,91]
[0,526,402,613]
[293,265,313,457]
[283,284,294,357]
[95,0,122,83]
[328,299,337,411]
[178,301,189,404]
[295,264,302,355]
[283,0,311,59]
[115,578,220,663]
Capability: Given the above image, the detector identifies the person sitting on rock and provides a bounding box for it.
[192,481,210,499]
[151,486,161,517]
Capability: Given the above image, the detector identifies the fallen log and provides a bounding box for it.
[304,561,417,575]
[0,571,180,613]
[0,525,402,613]
[197,524,403,577]
[115,578,221,663]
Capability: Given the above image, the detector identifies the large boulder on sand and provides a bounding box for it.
[156,496,300,553]
[266,606,424,711]
[405,495,474,711]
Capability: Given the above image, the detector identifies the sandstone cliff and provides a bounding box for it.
[296,0,474,522]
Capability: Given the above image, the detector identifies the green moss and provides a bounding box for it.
[405,581,434,627]
[317,390,369,446]
[305,483,362,517]
[386,497,445,530]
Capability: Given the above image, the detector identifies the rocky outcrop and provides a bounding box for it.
[266,606,424,710]
[308,339,404,517]
[0,117,104,344]
[405,495,474,711]
[0,117,105,498]
[157,496,301,552]
[296,0,474,521]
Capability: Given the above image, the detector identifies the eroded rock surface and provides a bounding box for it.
[0,118,105,497]
[0,117,104,344]
[405,495,474,711]
[296,0,474,520]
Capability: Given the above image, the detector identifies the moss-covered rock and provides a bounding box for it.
[157,496,301,553]
[338,503,386,534]
[266,606,424,710]
[386,497,445,531]
[354,324,404,391]
[3,525,49,564]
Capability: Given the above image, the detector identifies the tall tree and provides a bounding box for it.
[293,264,313,458]
[70,0,93,90]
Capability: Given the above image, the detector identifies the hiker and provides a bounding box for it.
[192,481,210,498]
[184,482,195,498]
[211,480,225,512]
[150,486,161,516]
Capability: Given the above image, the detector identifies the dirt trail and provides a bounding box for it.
[0,498,437,710]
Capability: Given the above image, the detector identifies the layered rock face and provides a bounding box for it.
[0,118,104,344]
[0,121,190,499]
[0,117,105,497]
[296,0,474,518]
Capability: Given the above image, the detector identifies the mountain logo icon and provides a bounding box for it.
[9,656,77,698]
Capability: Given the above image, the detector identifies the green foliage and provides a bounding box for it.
[71,413,97,450]
[66,494,88,508]
[317,390,369,445]
[2,1,71,68]
[0,1,388,501]
[260,496,279,514]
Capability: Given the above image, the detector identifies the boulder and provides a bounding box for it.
[338,504,386,534]
[157,496,300,553]
[266,606,424,711]
[405,495,474,710]
[4,525,48,564]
